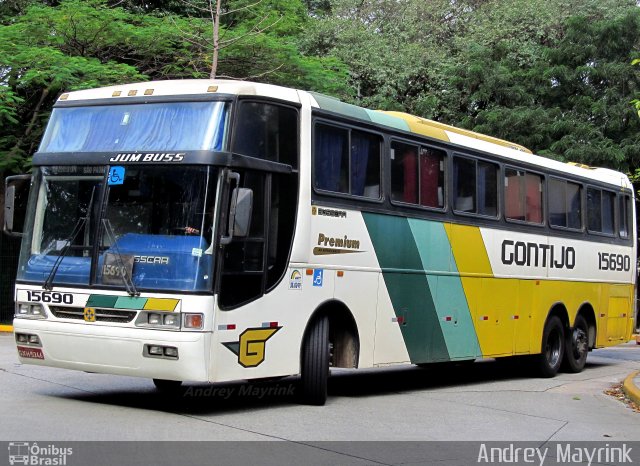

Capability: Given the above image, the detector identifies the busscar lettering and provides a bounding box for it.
[134,255,170,265]
[109,153,185,163]
[501,240,575,269]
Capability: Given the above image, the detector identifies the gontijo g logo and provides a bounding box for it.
[223,327,282,368]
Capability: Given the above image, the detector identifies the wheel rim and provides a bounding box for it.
[572,327,588,360]
[545,327,562,367]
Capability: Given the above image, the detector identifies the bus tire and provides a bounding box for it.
[534,316,564,378]
[301,315,330,406]
[562,314,589,373]
[153,378,182,392]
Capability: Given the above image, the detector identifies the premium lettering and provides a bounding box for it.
[317,233,360,250]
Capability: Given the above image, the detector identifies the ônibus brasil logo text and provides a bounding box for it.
[8,442,73,465]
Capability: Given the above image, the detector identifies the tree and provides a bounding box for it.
[302,0,640,171]
[0,0,348,173]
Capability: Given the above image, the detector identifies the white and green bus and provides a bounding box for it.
[7,80,636,405]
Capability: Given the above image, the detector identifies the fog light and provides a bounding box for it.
[163,347,178,358]
[184,313,203,329]
[163,314,178,326]
[28,335,40,345]
[148,345,163,355]
[148,313,161,325]
[16,333,27,343]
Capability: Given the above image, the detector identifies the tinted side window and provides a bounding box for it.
[620,195,631,238]
[587,187,615,235]
[314,123,381,199]
[391,141,418,204]
[505,168,543,224]
[391,141,445,208]
[233,102,298,168]
[549,178,582,230]
[453,156,498,217]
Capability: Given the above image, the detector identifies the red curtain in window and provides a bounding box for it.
[420,151,439,207]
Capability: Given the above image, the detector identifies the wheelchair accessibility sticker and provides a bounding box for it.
[313,269,323,287]
[108,166,125,185]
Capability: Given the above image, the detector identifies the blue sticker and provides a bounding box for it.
[108,166,125,185]
[312,269,323,287]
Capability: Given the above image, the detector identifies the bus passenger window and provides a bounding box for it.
[620,195,631,238]
[505,168,543,224]
[453,157,476,212]
[314,124,349,193]
[549,178,582,230]
[453,157,498,217]
[351,130,380,198]
[314,123,381,198]
[233,102,298,168]
[419,148,445,208]
[391,141,418,204]
[587,187,615,235]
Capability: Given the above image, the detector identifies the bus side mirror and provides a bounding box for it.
[220,187,253,245]
[4,174,31,237]
[231,188,253,238]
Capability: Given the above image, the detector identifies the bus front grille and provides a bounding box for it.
[49,306,137,323]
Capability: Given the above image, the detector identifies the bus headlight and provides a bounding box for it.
[15,303,46,319]
[134,311,180,329]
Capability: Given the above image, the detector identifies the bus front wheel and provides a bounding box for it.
[300,315,330,406]
[534,316,565,378]
[562,314,589,373]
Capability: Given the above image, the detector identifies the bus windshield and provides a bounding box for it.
[18,166,218,292]
[39,101,228,152]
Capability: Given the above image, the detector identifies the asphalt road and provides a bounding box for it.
[1,332,639,445]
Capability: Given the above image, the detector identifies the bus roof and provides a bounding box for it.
[57,80,632,190]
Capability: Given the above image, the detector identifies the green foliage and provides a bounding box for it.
[0,0,347,173]
[303,0,640,172]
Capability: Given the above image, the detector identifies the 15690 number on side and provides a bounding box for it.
[26,290,73,304]
[597,252,631,272]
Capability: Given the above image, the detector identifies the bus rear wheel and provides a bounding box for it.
[534,316,564,378]
[562,314,589,373]
[300,315,330,406]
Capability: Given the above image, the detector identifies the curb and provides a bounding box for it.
[622,370,640,406]
[0,324,13,333]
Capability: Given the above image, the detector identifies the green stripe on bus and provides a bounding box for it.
[115,296,148,309]
[86,295,119,308]
[408,219,481,359]
[363,213,450,363]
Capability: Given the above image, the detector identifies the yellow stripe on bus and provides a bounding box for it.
[143,298,180,312]
[445,223,634,357]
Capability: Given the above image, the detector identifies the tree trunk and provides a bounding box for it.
[210,0,222,79]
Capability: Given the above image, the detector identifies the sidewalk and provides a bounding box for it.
[622,370,640,406]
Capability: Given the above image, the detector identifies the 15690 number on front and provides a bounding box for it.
[26,290,74,304]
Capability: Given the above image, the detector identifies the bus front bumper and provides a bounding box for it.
[12,318,210,382]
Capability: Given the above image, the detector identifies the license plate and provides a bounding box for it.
[17,346,44,360]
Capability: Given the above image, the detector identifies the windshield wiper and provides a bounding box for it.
[101,219,139,297]
[43,185,97,291]
[43,217,87,290]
